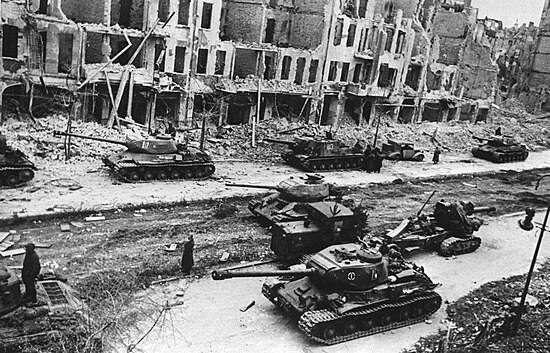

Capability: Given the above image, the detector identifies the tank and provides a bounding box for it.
[212,242,442,345]
[54,130,215,181]
[228,176,357,260]
[265,134,364,172]
[381,193,496,256]
[0,139,37,187]
[471,135,529,163]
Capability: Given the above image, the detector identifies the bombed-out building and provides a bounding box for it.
[1,0,501,129]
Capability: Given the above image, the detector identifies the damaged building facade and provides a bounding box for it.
[1,0,500,129]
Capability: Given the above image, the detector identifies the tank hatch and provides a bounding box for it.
[127,139,178,154]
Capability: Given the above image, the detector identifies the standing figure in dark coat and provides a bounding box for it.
[165,122,177,138]
[22,243,41,304]
[181,235,195,275]
[432,147,441,164]
[363,145,374,172]
[373,147,383,173]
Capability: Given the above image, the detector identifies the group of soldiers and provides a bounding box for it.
[363,145,383,173]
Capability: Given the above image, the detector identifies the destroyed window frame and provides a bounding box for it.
[174,46,186,73]
[201,2,213,29]
[295,57,306,85]
[197,48,208,74]
[352,63,362,83]
[281,56,292,80]
[215,50,226,75]
[347,23,356,47]
[358,0,368,18]
[265,18,276,43]
[159,0,171,23]
[340,62,350,82]
[308,59,319,83]
[328,61,338,81]
[334,18,344,46]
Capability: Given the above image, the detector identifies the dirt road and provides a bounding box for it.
[120,212,550,353]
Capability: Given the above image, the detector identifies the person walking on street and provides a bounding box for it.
[433,147,441,164]
[22,243,41,305]
[373,147,383,173]
[181,235,195,275]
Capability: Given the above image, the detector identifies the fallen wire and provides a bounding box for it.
[126,301,169,352]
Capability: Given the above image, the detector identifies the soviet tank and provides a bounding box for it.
[227,175,357,260]
[212,242,442,344]
[54,130,215,182]
[265,133,364,172]
[471,135,529,163]
[0,135,37,187]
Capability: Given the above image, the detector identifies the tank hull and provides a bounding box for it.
[284,153,365,172]
[471,146,529,163]
[0,150,37,188]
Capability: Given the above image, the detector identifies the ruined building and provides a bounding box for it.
[0,0,500,130]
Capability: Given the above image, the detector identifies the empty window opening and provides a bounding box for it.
[405,65,421,90]
[264,53,276,79]
[174,46,186,73]
[281,56,292,80]
[197,48,208,73]
[334,18,343,46]
[384,1,395,23]
[215,50,226,75]
[201,2,213,29]
[359,0,368,18]
[38,0,48,14]
[385,28,394,52]
[154,43,166,71]
[368,26,377,50]
[426,68,442,91]
[352,63,362,83]
[363,61,373,83]
[476,108,489,123]
[178,0,190,25]
[308,59,319,83]
[396,31,406,54]
[399,99,415,123]
[119,0,132,27]
[295,57,306,85]
[358,28,369,52]
[378,64,396,87]
[328,61,338,81]
[233,48,258,79]
[422,103,443,122]
[265,19,275,43]
[39,32,47,70]
[340,62,350,82]
[347,24,356,47]
[2,25,18,58]
[58,33,73,73]
[159,0,170,22]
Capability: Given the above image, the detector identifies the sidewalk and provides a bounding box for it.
[2,150,550,221]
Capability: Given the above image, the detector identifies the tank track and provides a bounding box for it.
[0,166,35,188]
[108,162,215,183]
[472,149,528,163]
[297,291,442,345]
[438,236,481,256]
[287,156,364,172]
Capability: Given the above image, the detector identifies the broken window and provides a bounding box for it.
[340,63,350,82]
[178,0,190,25]
[358,28,368,52]
[385,28,394,52]
[426,67,442,91]
[119,0,132,27]
[265,19,275,43]
[384,1,395,23]
[334,18,343,46]
[378,63,395,87]
[215,50,226,75]
[308,59,319,83]
[58,33,73,73]
[358,0,368,18]
[281,56,292,80]
[155,43,166,72]
[174,46,186,73]
[38,0,47,14]
[352,63,362,83]
[264,52,276,79]
[197,48,208,73]
[328,61,338,81]
[368,26,377,50]
[159,0,170,22]
[396,31,405,54]
[405,65,420,90]
[201,2,213,29]
[363,61,373,83]
[294,57,306,85]
[2,25,18,59]
[347,24,356,47]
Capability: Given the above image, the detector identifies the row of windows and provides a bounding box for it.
[280,56,319,84]
[333,20,407,55]
[172,47,226,75]
[158,0,212,29]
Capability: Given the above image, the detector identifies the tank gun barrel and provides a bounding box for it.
[264,138,295,145]
[472,135,487,141]
[212,267,316,280]
[225,182,278,190]
[470,206,496,214]
[54,130,127,147]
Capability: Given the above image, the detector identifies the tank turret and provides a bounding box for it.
[264,135,364,172]
[226,174,330,202]
[0,133,37,187]
[212,243,441,344]
[53,130,215,182]
[472,134,528,163]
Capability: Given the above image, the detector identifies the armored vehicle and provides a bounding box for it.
[472,135,529,163]
[0,136,37,187]
[54,130,215,182]
[382,195,495,256]
[213,242,442,344]
[380,139,425,161]
[265,134,364,172]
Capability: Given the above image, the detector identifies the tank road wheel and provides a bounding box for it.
[143,170,155,181]
[195,169,204,179]
[344,162,351,169]
[361,316,376,331]
[412,305,424,318]
[380,311,393,327]
[319,163,326,170]
[343,319,359,335]
[327,162,335,170]
[157,170,168,180]
[6,174,18,187]
[322,324,339,340]
[21,170,34,182]
[336,162,343,169]
[398,308,412,322]
[129,171,140,182]
[311,162,319,171]
[204,165,215,176]
[171,170,181,179]
[184,169,193,179]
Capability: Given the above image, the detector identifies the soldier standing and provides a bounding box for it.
[181,235,195,275]
[433,147,441,164]
[22,243,41,304]
[373,147,383,173]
